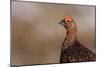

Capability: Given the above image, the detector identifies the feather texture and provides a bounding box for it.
[59,16,96,63]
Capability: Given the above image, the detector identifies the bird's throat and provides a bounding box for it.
[63,29,77,49]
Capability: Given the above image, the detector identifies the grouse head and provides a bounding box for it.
[59,16,77,33]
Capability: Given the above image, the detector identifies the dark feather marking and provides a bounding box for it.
[60,40,96,63]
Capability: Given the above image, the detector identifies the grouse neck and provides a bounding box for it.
[66,31,77,40]
[62,29,77,49]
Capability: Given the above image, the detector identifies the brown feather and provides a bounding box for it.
[59,17,96,63]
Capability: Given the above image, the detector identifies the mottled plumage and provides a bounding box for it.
[59,16,96,63]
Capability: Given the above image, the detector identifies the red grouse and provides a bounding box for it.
[59,16,96,63]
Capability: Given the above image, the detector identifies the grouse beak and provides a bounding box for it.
[59,21,66,26]
[59,21,68,29]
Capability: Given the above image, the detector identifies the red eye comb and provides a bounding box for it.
[64,16,73,22]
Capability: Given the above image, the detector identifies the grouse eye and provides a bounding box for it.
[67,20,69,22]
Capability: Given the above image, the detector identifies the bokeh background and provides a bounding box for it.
[11,1,96,65]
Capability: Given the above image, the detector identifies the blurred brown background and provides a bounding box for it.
[11,1,96,65]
